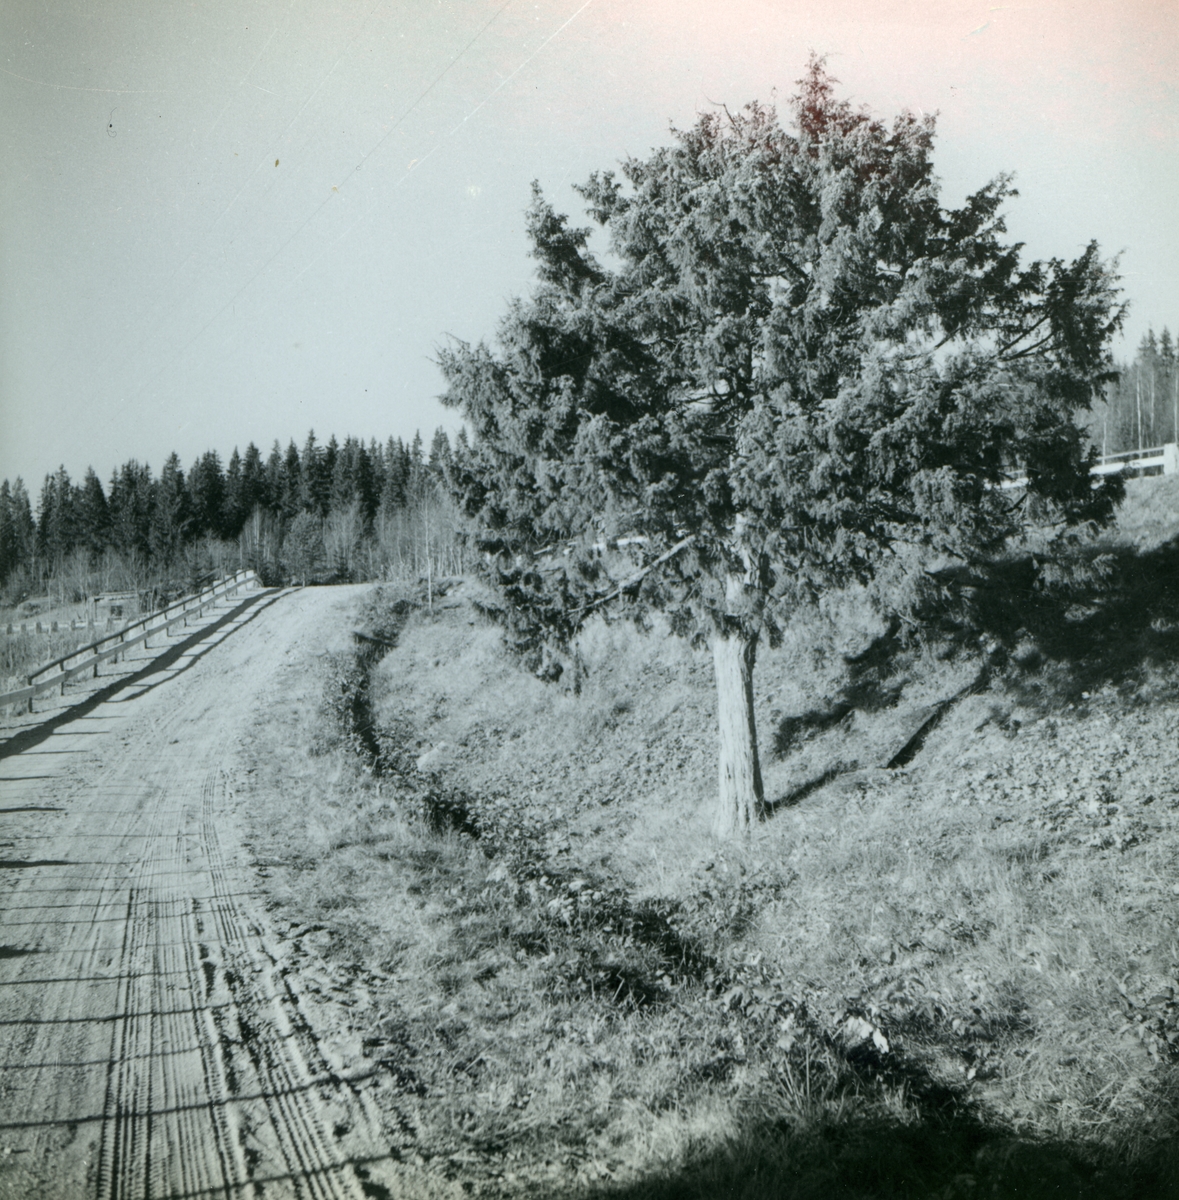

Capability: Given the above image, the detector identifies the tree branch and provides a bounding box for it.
[1001,331,1055,361]
[571,536,694,615]
[996,313,1049,357]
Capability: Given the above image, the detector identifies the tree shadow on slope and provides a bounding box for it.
[770,533,1179,763]
[568,1104,1179,1200]
[940,532,1179,707]
[771,622,908,759]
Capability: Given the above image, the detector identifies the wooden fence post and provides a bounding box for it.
[0,569,271,715]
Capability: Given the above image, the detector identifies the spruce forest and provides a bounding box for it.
[0,427,463,607]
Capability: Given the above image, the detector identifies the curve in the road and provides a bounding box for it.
[0,586,399,1200]
[0,588,288,762]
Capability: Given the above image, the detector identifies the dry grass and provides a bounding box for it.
[0,627,99,692]
[1095,474,1179,551]
[243,476,1179,1198]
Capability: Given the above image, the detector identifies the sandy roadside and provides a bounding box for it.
[0,583,412,1200]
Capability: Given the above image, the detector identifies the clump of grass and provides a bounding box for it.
[1094,474,1179,552]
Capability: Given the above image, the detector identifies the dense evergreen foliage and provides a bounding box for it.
[0,429,460,603]
[438,59,1127,835]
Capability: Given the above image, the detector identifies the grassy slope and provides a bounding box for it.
[248,475,1179,1199]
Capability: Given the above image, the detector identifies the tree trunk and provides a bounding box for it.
[711,625,764,838]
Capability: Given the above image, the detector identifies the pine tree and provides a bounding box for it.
[439,59,1125,837]
[280,440,302,519]
[241,442,267,513]
[1161,328,1178,444]
[265,442,285,512]
[188,450,226,539]
[325,434,339,485]
[368,437,383,488]
[300,430,330,517]
[1141,330,1160,445]
[37,466,78,566]
[9,478,35,578]
[408,431,426,498]
[380,437,408,514]
[109,460,154,560]
[0,481,15,587]
[353,440,376,527]
[330,437,356,514]
[223,448,245,538]
[0,478,36,594]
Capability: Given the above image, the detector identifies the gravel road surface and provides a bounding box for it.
[0,584,398,1199]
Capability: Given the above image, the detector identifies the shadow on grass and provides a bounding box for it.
[771,533,1179,761]
[567,1104,1179,1200]
[567,1033,1179,1199]
[772,622,906,758]
[767,764,854,813]
[942,533,1179,706]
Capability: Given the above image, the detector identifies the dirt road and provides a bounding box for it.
[0,584,401,1199]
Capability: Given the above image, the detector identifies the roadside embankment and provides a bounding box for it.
[241,471,1179,1198]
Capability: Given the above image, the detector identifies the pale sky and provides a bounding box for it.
[2,0,1176,489]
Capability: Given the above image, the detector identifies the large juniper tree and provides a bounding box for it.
[438,60,1125,837]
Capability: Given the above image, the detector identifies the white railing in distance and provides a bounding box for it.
[1001,441,1178,489]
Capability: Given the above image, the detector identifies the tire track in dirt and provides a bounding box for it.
[0,586,400,1199]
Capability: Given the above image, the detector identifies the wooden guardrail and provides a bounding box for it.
[0,569,261,714]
